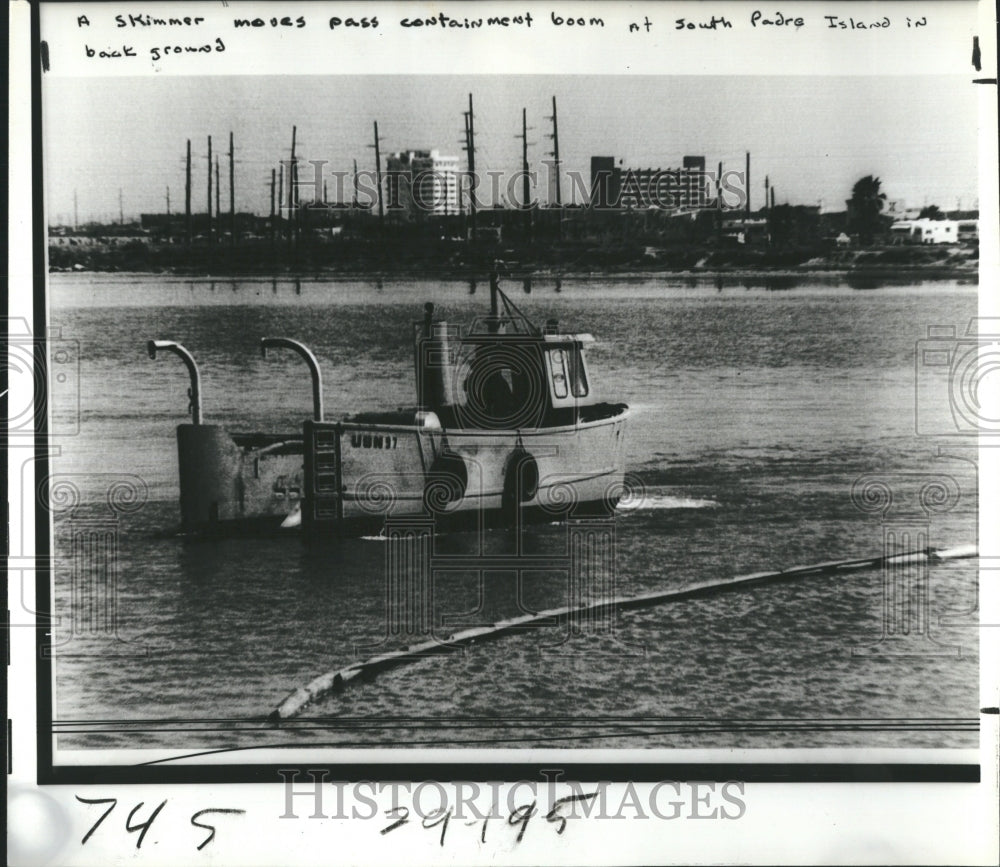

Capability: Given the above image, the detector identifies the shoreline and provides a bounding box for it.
[48,234,978,283]
[49,264,979,283]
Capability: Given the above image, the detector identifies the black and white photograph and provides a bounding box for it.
[6,1,999,864]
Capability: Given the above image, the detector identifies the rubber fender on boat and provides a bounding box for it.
[503,448,539,504]
[423,451,469,512]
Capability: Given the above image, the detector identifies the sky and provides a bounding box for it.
[42,74,979,224]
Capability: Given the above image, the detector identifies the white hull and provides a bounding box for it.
[311,411,630,526]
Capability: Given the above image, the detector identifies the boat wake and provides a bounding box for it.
[354,491,719,535]
[619,493,720,512]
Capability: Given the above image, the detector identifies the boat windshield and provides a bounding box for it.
[547,346,589,398]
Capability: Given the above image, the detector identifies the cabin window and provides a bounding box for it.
[549,349,569,398]
[548,347,589,399]
[567,348,588,397]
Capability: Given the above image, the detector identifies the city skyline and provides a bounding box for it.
[43,74,978,224]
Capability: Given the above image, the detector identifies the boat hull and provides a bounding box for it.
[175,425,304,531]
[174,410,629,536]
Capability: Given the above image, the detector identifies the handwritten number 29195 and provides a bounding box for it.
[378,793,597,847]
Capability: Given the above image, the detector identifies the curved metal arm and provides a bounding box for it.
[147,340,202,424]
[260,337,324,421]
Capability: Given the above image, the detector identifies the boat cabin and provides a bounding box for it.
[413,285,623,431]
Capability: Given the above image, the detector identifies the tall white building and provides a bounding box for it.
[385,149,461,217]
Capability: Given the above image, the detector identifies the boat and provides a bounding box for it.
[148,276,630,535]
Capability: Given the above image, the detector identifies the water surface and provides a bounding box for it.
[47,274,980,752]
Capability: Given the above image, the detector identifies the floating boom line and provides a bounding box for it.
[268,544,978,722]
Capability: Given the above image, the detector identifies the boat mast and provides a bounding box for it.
[466,93,477,238]
[489,266,500,327]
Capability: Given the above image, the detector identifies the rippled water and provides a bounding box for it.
[47,274,980,752]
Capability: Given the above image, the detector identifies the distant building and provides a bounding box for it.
[140,213,174,232]
[139,212,263,236]
[590,155,710,210]
[49,234,105,247]
[890,218,978,244]
[385,149,461,217]
[721,216,767,244]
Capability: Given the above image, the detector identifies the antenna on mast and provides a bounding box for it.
[545,96,562,208]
